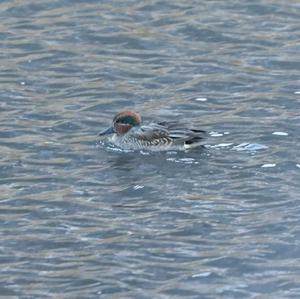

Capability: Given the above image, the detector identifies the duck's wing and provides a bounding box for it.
[157,121,206,146]
[130,122,206,148]
[130,123,171,142]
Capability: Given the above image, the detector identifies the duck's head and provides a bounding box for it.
[99,111,142,136]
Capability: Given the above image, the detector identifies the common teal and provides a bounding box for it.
[99,111,206,151]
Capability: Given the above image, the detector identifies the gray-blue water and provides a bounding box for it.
[1,0,300,298]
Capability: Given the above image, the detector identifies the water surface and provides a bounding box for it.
[1,0,300,298]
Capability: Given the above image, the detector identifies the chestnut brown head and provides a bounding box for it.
[99,111,142,136]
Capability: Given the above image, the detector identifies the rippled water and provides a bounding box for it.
[1,0,300,298]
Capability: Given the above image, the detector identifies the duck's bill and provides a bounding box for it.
[98,126,115,136]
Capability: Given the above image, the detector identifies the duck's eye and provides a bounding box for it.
[117,116,132,124]
[115,115,139,126]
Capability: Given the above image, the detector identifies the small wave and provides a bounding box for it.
[233,143,268,152]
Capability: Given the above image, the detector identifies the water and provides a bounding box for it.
[1,0,300,298]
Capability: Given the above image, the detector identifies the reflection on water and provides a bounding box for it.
[1,0,300,298]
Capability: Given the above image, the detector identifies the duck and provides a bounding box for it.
[98,111,206,151]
